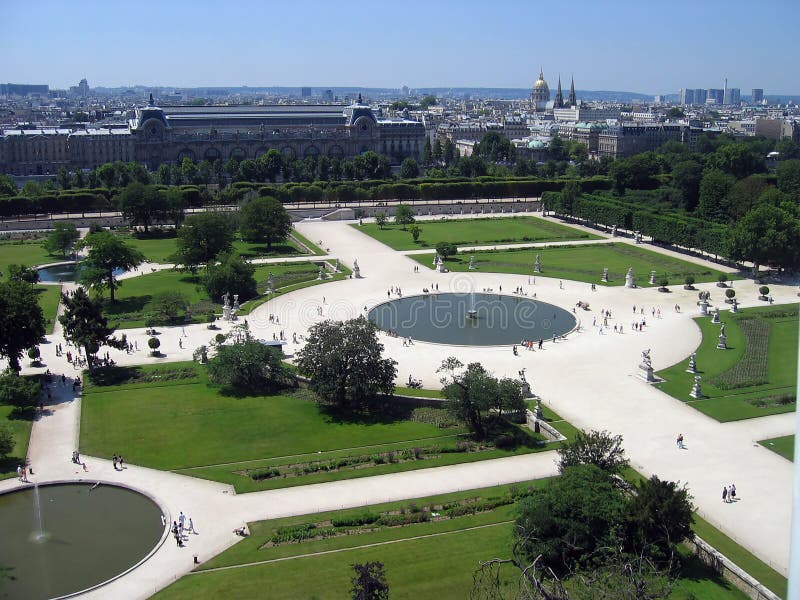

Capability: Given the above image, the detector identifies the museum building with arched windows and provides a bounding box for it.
[0,95,426,175]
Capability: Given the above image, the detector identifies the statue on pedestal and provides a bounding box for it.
[534,255,541,273]
[625,267,635,288]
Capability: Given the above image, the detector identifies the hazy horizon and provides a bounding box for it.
[2,0,798,95]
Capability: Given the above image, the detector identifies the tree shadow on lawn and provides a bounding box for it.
[133,230,177,240]
[318,401,416,426]
[237,243,299,258]
[105,296,152,315]
[85,366,143,387]
[674,551,738,592]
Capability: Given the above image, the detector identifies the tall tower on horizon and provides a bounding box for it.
[568,76,576,107]
[554,76,564,109]
[530,68,550,111]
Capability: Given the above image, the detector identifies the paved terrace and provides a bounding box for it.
[1,212,796,598]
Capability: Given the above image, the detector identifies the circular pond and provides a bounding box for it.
[0,483,164,599]
[37,263,126,282]
[368,293,577,346]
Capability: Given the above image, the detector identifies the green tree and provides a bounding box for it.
[173,212,235,272]
[59,287,127,371]
[115,183,166,232]
[708,142,765,179]
[0,423,14,458]
[44,221,80,257]
[729,203,800,271]
[435,241,457,260]
[626,475,694,561]
[96,163,117,188]
[670,159,703,211]
[419,95,437,110]
[438,360,494,439]
[432,138,443,163]
[409,224,421,242]
[374,212,387,229]
[0,174,17,196]
[560,180,581,214]
[421,137,433,165]
[394,203,415,228]
[476,131,515,162]
[204,252,258,302]
[557,429,630,479]
[350,561,389,600]
[181,157,198,184]
[78,231,144,301]
[726,175,771,221]
[7,264,39,284]
[56,166,72,190]
[295,318,397,412]
[0,280,46,372]
[400,157,419,178]
[515,464,627,573]
[207,337,294,394]
[776,159,800,196]
[666,107,685,119]
[147,290,189,323]
[696,169,735,222]
[443,139,455,165]
[148,336,161,356]
[239,196,292,250]
[0,371,41,409]
[162,187,187,228]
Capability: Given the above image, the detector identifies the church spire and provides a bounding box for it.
[554,76,564,109]
[568,76,576,107]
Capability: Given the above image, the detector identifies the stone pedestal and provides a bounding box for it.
[353,259,361,279]
[534,255,541,273]
[625,267,635,289]
[731,300,738,313]
[690,376,703,399]
[223,305,232,321]
[601,268,609,283]
[437,260,447,273]
[334,259,340,273]
[267,273,275,292]
[639,363,656,382]
[534,398,543,420]
[317,266,325,280]
[649,270,657,285]
[468,256,476,271]
[686,353,697,374]
[611,225,617,237]
[716,328,727,350]
[699,299,709,316]
[432,254,439,267]
[711,308,720,323]
[232,295,239,312]
[635,231,642,244]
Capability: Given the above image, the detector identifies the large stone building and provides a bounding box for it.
[530,69,550,111]
[0,96,426,175]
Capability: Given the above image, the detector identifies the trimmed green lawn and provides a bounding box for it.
[35,284,62,334]
[155,481,749,600]
[0,405,34,480]
[759,435,794,462]
[656,306,798,421]
[103,261,333,328]
[411,242,738,287]
[116,231,310,264]
[354,216,601,250]
[80,369,459,472]
[0,239,56,275]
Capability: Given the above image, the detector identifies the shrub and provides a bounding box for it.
[658,277,669,288]
[726,289,736,299]
[376,512,429,527]
[147,337,161,355]
[331,512,379,528]
[759,286,770,296]
[494,434,517,450]
[717,273,728,285]
[684,275,695,286]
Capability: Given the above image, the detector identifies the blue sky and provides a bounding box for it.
[2,0,797,94]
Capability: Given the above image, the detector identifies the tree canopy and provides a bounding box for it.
[239,196,292,249]
[0,280,46,372]
[0,371,41,409]
[394,204,415,228]
[204,251,258,303]
[173,212,235,271]
[296,318,397,411]
[59,287,126,370]
[78,231,144,301]
[115,183,167,232]
[556,429,630,479]
[44,221,80,257]
[207,336,294,394]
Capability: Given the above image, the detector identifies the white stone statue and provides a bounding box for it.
[625,267,635,288]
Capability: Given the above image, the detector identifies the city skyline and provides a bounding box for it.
[2,0,798,95]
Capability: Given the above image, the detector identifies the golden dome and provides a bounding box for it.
[533,69,549,89]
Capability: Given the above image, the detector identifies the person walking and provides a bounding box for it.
[730,483,737,501]
[676,433,684,449]
[722,486,728,503]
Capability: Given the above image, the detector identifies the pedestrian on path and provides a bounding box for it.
[677,433,684,449]
[188,517,196,534]
[17,465,23,481]
[730,483,737,501]
[722,486,728,503]
[119,455,124,469]
[113,455,118,470]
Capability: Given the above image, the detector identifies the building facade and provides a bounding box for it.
[0,97,426,175]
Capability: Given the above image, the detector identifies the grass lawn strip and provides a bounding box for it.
[0,238,54,276]
[0,405,34,480]
[36,284,62,333]
[758,435,794,462]
[656,306,798,422]
[410,242,737,287]
[288,229,325,255]
[155,481,749,600]
[354,216,601,251]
